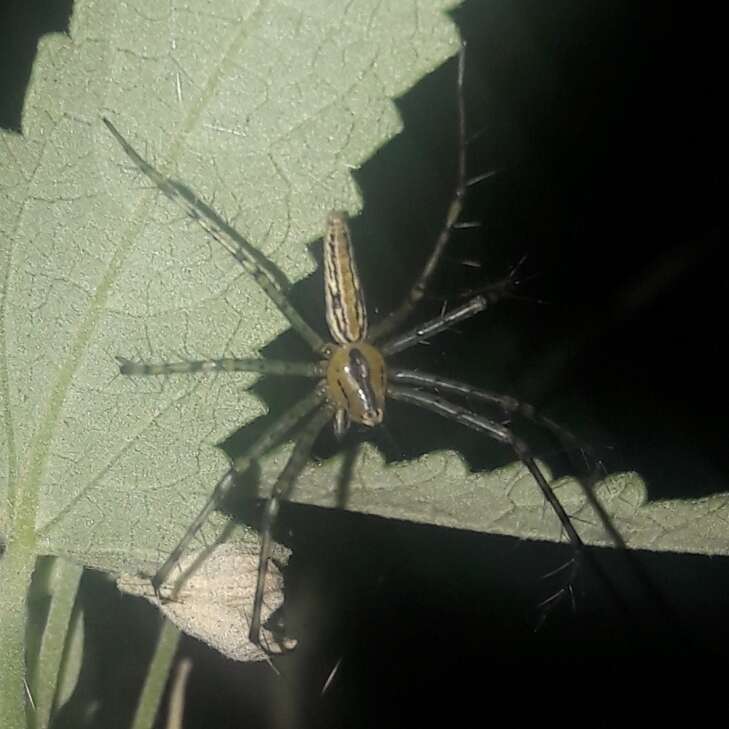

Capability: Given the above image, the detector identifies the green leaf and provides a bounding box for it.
[0,0,463,705]
[288,451,729,556]
[27,558,83,729]
[1,0,728,701]
[0,0,461,576]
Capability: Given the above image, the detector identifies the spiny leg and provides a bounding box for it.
[391,377,669,631]
[150,386,327,596]
[389,370,633,555]
[387,384,586,606]
[250,403,334,648]
[117,355,324,378]
[388,370,585,451]
[369,43,468,342]
[382,296,488,356]
[102,117,326,353]
[381,283,512,357]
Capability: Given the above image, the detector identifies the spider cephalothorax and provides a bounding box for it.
[106,44,598,652]
[325,339,386,435]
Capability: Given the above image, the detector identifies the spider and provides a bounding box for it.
[103,45,594,650]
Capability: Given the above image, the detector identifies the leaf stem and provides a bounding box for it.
[130,619,181,729]
[0,539,35,729]
[31,558,83,729]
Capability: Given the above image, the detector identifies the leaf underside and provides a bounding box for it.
[1,1,727,667]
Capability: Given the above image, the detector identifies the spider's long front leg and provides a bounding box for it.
[103,118,326,353]
[249,402,335,647]
[389,370,631,556]
[389,370,585,451]
[149,385,327,598]
[387,384,586,603]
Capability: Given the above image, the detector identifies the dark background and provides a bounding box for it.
[3,0,727,726]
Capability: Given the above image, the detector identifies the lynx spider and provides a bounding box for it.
[105,45,595,650]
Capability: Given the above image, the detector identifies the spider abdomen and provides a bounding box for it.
[324,211,368,344]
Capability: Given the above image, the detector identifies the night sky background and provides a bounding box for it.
[2,1,727,727]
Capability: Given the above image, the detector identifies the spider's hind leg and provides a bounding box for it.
[370,43,470,342]
[103,117,326,354]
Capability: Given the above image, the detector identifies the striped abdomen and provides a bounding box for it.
[323,211,367,344]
